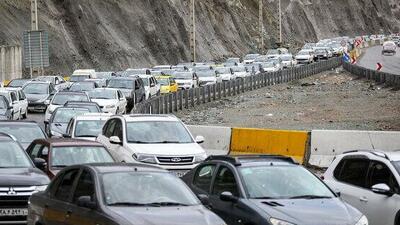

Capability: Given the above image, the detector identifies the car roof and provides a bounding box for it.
[0,120,40,126]
[91,88,118,91]
[155,75,172,79]
[56,91,86,95]
[84,163,167,174]
[110,77,138,80]
[117,114,179,122]
[24,81,50,85]
[341,150,400,162]
[75,113,111,120]
[205,155,299,166]
[65,101,99,105]
[0,132,18,141]
[35,138,105,147]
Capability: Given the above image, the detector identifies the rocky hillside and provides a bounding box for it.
[1,0,399,74]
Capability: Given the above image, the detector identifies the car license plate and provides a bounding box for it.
[0,208,28,216]
[171,170,190,177]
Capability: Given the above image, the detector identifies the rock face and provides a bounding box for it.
[0,0,399,74]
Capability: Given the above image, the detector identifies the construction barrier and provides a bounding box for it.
[309,130,400,167]
[187,125,231,156]
[229,128,309,164]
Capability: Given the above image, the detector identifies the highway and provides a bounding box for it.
[357,45,400,75]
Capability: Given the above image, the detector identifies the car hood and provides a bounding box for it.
[108,205,223,225]
[91,99,117,107]
[296,55,311,59]
[50,122,68,135]
[26,93,48,102]
[175,79,192,83]
[126,143,204,155]
[0,168,49,186]
[198,77,216,82]
[249,198,360,225]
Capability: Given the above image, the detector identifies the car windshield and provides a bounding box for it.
[239,165,334,199]
[157,78,169,85]
[89,89,116,99]
[315,49,326,53]
[215,68,231,74]
[126,69,147,76]
[96,72,113,79]
[280,55,292,61]
[66,104,100,112]
[51,146,113,167]
[36,76,54,83]
[102,172,199,206]
[126,121,193,144]
[108,79,134,89]
[0,125,45,144]
[8,79,29,87]
[23,83,49,94]
[244,54,258,60]
[232,67,246,72]
[262,62,275,68]
[298,51,310,56]
[70,75,90,82]
[53,108,89,123]
[70,82,95,91]
[52,93,89,105]
[174,72,192,79]
[75,120,106,137]
[197,71,215,77]
[0,141,32,168]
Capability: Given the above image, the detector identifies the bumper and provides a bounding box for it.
[28,102,46,111]
[100,106,117,113]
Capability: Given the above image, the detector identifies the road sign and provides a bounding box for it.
[351,56,357,64]
[23,30,49,69]
[343,52,350,63]
[376,63,383,71]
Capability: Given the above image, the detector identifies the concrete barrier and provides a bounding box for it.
[187,125,231,156]
[0,45,22,83]
[309,130,400,167]
[230,128,309,164]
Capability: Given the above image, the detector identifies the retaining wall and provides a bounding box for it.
[0,45,22,85]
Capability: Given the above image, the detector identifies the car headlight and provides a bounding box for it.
[34,185,47,193]
[133,154,157,164]
[270,218,295,225]
[355,215,368,225]
[194,153,207,163]
[105,105,115,109]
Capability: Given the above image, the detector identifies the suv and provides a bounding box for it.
[96,114,206,177]
[5,87,28,119]
[107,76,145,111]
[183,155,367,225]
[324,150,400,225]
[0,88,23,120]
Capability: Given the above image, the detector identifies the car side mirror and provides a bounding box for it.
[220,192,238,203]
[195,135,204,144]
[44,99,50,105]
[33,158,47,171]
[77,196,97,209]
[110,136,122,145]
[372,183,393,196]
[150,83,155,87]
[197,194,210,206]
[62,133,71,138]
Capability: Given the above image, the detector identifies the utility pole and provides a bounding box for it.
[189,0,196,62]
[259,0,264,54]
[278,0,282,44]
[31,0,38,31]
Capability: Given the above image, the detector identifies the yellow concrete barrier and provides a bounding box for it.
[229,128,309,164]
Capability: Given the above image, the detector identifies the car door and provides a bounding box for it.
[190,163,217,196]
[18,90,28,115]
[9,91,20,119]
[117,90,126,113]
[363,161,400,225]
[134,80,141,104]
[110,119,131,162]
[149,77,156,96]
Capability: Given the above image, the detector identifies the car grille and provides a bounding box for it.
[157,156,194,165]
[0,187,35,223]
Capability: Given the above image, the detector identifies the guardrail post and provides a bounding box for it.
[196,87,200,105]
[184,89,189,109]
[232,79,236,95]
[190,88,195,107]
[227,81,231,96]
[178,91,183,110]
[241,78,245,93]
[212,84,216,101]
[163,95,168,114]
[223,82,226,97]
[207,85,211,102]
[173,92,178,112]
[168,94,173,113]
[202,86,206,104]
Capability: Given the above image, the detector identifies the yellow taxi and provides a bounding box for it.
[155,75,178,94]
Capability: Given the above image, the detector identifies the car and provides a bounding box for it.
[231,66,250,79]
[45,91,90,122]
[27,163,226,225]
[183,155,367,225]
[137,74,160,99]
[64,101,102,113]
[4,87,28,119]
[295,50,314,64]
[256,61,278,72]
[26,139,114,178]
[280,54,297,68]
[224,57,240,67]
[329,42,344,56]
[35,75,69,91]
[0,88,23,120]
[125,68,151,76]
[243,54,260,64]
[70,69,97,82]
[22,81,56,112]
[6,78,32,88]
[171,64,189,72]
[68,81,98,92]
[324,150,400,225]
[0,95,12,120]
[314,48,330,60]
[45,107,90,137]
[266,49,280,59]
[174,71,198,89]
[0,121,47,149]
[155,75,179,94]
[0,132,50,224]
[193,65,214,72]
[65,113,111,141]
[197,70,222,86]
[302,43,316,50]
[159,69,177,76]
[382,41,397,55]
[88,88,127,114]
[153,65,172,70]
[96,114,206,177]
[95,71,116,85]
[107,76,146,111]
[215,67,235,81]
[266,57,284,70]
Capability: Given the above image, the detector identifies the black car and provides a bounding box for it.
[0,121,47,149]
[0,96,12,120]
[28,163,225,225]
[182,155,364,225]
[22,81,56,112]
[107,76,145,111]
[64,101,102,113]
[0,132,49,224]
[45,107,90,137]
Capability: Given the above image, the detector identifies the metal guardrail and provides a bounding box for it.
[132,57,342,114]
[343,62,400,87]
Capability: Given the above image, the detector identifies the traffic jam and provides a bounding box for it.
[0,35,398,225]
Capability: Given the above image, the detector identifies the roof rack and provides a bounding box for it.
[205,154,298,166]
[343,150,390,160]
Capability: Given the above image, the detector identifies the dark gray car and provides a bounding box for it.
[107,76,145,111]
[45,107,89,137]
[0,95,12,120]
[22,81,56,112]
[27,163,226,225]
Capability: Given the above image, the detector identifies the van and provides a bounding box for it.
[70,69,96,82]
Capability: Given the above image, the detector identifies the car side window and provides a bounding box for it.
[193,164,216,193]
[54,169,80,202]
[334,158,369,188]
[19,91,26,100]
[212,166,239,197]
[368,162,399,193]
[170,78,176,84]
[73,170,95,204]
[112,119,123,141]
[29,144,43,159]
[10,92,17,102]
[104,119,117,138]
[135,80,140,90]
[117,91,122,99]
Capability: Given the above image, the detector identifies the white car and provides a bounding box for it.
[243,54,260,64]
[197,70,222,86]
[65,113,111,141]
[45,91,90,122]
[296,50,314,64]
[137,74,160,99]
[259,62,279,72]
[70,69,96,83]
[280,54,297,68]
[0,88,23,120]
[35,76,69,91]
[174,71,198,89]
[96,114,206,176]
[215,67,235,81]
[232,66,250,78]
[324,150,400,225]
[88,88,127,114]
[4,87,28,119]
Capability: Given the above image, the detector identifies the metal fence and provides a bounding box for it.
[343,62,400,87]
[132,57,342,114]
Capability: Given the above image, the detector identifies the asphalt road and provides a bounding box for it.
[358,46,400,75]
[27,111,45,130]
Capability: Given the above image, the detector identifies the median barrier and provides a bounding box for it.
[187,125,231,155]
[343,61,400,86]
[309,130,400,167]
[229,128,309,164]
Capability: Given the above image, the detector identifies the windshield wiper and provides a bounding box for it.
[52,165,69,168]
[76,135,98,137]
[153,141,181,144]
[149,202,189,206]
[108,202,159,207]
[252,196,278,199]
[289,195,332,199]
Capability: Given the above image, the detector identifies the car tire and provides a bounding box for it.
[23,109,27,119]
